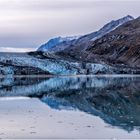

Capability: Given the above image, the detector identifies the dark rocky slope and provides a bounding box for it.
[85,17,140,68]
[56,17,140,72]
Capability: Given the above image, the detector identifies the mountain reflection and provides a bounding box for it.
[0,75,140,132]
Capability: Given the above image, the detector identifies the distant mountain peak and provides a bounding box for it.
[124,15,134,20]
[117,15,134,24]
[99,15,134,33]
[37,36,80,52]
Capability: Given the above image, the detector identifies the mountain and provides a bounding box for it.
[0,15,139,75]
[37,36,80,53]
[37,15,134,53]
[68,15,134,50]
[85,16,140,68]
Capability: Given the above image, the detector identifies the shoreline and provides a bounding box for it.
[0,74,140,78]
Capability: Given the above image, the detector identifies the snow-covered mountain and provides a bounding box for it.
[89,15,134,42]
[37,15,134,53]
[37,36,80,52]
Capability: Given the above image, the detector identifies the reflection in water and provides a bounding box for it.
[0,75,140,132]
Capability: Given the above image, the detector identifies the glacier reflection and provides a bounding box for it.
[0,75,140,132]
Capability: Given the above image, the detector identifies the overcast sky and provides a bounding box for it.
[0,0,139,52]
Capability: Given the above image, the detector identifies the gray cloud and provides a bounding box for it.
[0,0,95,11]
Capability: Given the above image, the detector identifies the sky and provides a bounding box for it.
[0,0,139,52]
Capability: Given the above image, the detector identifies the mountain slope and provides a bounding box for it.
[38,15,134,53]
[85,16,140,68]
[69,15,134,50]
[37,36,80,53]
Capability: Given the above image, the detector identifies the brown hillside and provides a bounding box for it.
[86,17,140,68]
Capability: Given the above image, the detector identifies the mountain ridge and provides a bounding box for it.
[37,15,134,53]
[85,16,140,68]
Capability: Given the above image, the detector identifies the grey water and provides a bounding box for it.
[0,75,140,139]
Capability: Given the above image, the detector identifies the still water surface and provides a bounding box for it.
[0,75,140,139]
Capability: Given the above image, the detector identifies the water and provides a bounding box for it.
[0,75,140,139]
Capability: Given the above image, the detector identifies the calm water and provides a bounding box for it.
[0,75,140,139]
